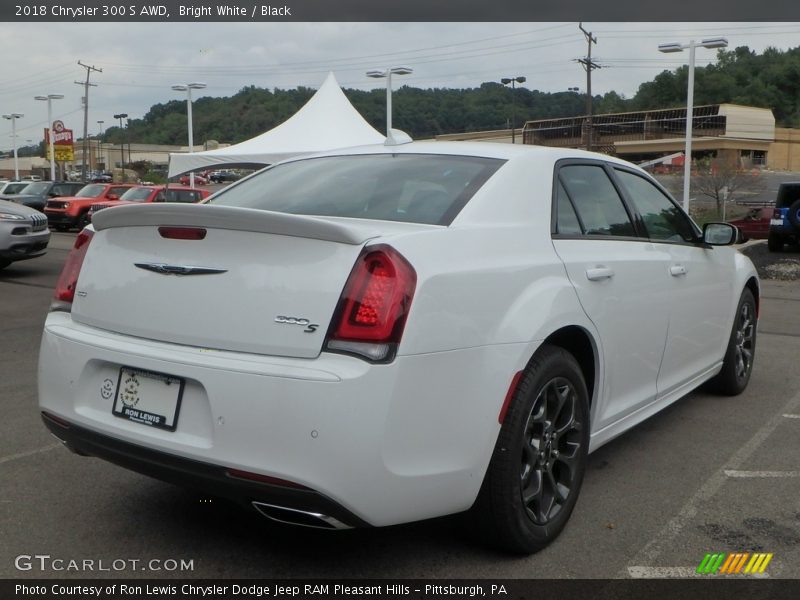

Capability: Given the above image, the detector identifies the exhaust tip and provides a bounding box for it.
[252,501,353,530]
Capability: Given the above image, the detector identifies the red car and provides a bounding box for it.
[44,183,139,231]
[728,206,773,242]
[178,173,209,186]
[88,185,211,221]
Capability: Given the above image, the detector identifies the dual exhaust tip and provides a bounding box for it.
[251,501,353,530]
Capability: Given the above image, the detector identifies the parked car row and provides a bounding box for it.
[0,179,213,273]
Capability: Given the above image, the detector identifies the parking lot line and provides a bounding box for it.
[782,414,800,419]
[0,442,61,466]
[723,470,800,478]
[621,389,800,577]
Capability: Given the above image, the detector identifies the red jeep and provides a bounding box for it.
[45,183,138,231]
[87,185,211,221]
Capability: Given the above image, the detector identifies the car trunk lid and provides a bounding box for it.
[74,204,382,358]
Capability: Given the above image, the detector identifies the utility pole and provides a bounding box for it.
[75,60,102,181]
[576,23,600,152]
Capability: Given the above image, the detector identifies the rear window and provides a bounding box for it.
[776,183,800,208]
[208,154,504,225]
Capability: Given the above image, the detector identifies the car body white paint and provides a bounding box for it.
[38,141,758,527]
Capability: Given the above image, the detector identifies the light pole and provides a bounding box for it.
[113,113,128,182]
[34,94,64,181]
[366,67,413,138]
[97,120,104,172]
[501,76,526,144]
[2,113,24,180]
[658,37,728,213]
[172,82,206,188]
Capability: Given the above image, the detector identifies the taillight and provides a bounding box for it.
[51,229,94,312]
[325,244,416,362]
[158,226,207,240]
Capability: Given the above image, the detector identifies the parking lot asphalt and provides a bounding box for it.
[1,235,798,579]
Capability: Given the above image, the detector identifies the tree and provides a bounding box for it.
[692,156,766,219]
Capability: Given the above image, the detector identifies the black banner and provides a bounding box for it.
[2,0,800,22]
[4,579,800,600]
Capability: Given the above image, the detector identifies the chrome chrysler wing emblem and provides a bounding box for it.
[134,263,228,276]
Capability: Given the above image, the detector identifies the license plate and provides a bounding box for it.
[770,219,784,226]
[112,367,184,431]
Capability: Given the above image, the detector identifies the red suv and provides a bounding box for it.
[45,183,138,231]
[88,185,211,221]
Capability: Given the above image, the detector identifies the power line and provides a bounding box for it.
[75,60,102,179]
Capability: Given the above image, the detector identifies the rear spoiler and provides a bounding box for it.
[91,203,379,245]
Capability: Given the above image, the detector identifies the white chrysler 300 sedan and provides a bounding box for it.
[39,141,758,553]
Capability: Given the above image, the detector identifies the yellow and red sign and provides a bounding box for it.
[44,120,74,161]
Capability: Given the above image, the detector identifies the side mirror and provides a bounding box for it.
[703,222,737,246]
[107,194,118,201]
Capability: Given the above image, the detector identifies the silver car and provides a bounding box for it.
[0,198,50,271]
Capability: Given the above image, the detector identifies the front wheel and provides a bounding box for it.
[473,345,589,554]
[706,288,757,396]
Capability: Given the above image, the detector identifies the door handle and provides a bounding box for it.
[669,264,687,277]
[585,267,615,281]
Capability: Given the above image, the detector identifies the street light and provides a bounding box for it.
[113,113,128,182]
[2,113,24,180]
[97,120,104,172]
[172,82,207,188]
[501,76,526,144]
[658,37,728,213]
[34,94,64,181]
[366,67,413,138]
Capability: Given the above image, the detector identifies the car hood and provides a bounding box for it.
[2,193,44,203]
[0,198,41,217]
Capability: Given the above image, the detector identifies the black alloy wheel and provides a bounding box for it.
[520,376,584,525]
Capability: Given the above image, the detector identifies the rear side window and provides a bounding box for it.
[209,154,504,225]
[555,181,583,235]
[164,190,201,203]
[558,165,636,237]
[776,183,800,208]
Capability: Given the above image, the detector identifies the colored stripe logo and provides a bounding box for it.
[697,552,773,574]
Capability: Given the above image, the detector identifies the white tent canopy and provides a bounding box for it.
[168,72,384,177]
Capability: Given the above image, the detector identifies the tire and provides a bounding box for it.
[52,224,68,232]
[767,232,784,252]
[76,213,89,231]
[788,199,800,232]
[473,345,590,554]
[706,289,757,396]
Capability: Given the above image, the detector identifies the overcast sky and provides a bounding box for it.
[1,21,799,151]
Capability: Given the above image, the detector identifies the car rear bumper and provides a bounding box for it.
[38,312,525,527]
[41,412,370,529]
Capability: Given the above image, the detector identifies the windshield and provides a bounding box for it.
[21,182,49,194]
[209,154,504,225]
[119,187,155,202]
[75,184,107,198]
[1,183,28,194]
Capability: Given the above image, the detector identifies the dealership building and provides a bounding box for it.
[521,103,800,171]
